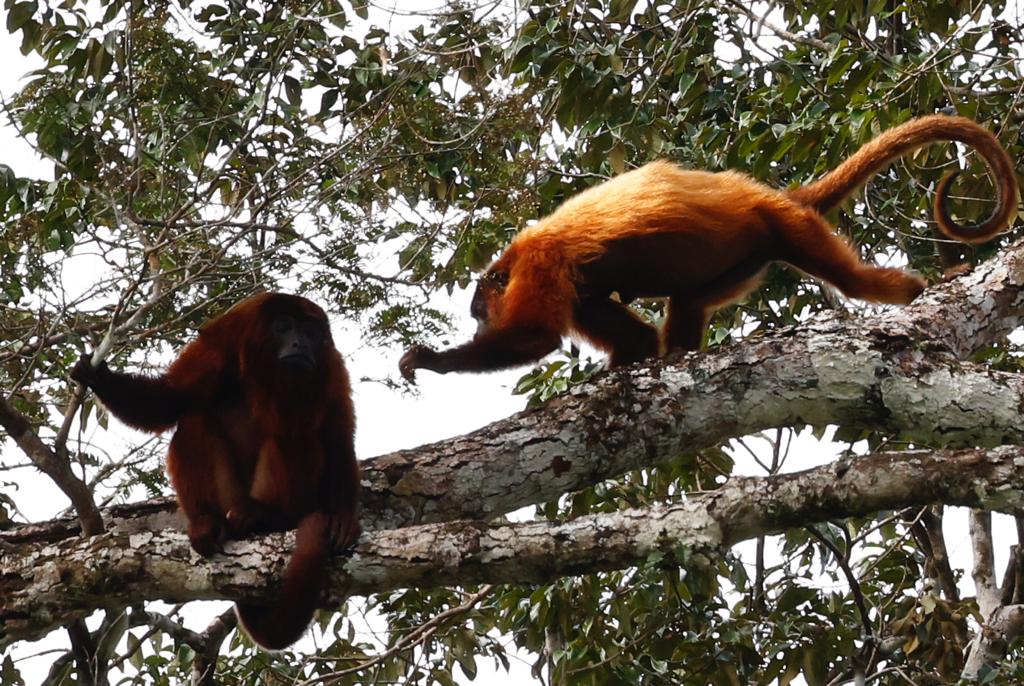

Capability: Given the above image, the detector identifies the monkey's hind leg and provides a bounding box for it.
[780,209,926,305]
[572,296,660,366]
[168,415,256,555]
[662,300,707,354]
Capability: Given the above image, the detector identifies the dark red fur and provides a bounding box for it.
[72,292,360,650]
[399,115,1017,379]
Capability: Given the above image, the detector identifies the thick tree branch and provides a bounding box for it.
[359,237,1024,529]
[3,239,1022,648]
[7,239,1024,543]
[11,329,1024,547]
[5,446,1024,645]
[904,236,1024,358]
[0,395,103,536]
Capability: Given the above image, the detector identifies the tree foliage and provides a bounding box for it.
[1,0,1023,684]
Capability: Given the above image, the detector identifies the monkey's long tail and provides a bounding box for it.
[786,114,1018,243]
[235,512,330,650]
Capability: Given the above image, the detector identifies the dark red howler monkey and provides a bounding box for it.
[72,292,360,649]
[400,115,1017,381]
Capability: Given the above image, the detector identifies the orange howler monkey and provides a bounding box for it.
[400,114,1018,380]
[72,292,360,650]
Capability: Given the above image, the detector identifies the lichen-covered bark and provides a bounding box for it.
[359,343,1024,530]
[5,446,1024,644]
[10,325,1024,548]
[3,239,1024,647]
[360,238,1024,529]
[894,235,1024,358]
[962,604,1024,678]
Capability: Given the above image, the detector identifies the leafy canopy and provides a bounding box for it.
[1,0,1022,683]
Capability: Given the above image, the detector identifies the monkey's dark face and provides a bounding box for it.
[470,284,491,333]
[471,271,508,335]
[271,314,325,372]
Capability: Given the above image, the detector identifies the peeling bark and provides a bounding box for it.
[5,446,1024,644]
[14,311,1024,548]
[4,239,1024,651]
[892,236,1024,358]
[10,241,1024,546]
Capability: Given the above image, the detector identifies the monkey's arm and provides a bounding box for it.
[321,407,362,551]
[71,355,187,432]
[399,326,561,381]
[72,339,226,432]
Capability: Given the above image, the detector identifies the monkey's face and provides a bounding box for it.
[470,271,508,335]
[269,312,327,374]
[469,285,492,334]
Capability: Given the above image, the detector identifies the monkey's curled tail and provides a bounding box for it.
[235,512,330,650]
[786,114,1018,243]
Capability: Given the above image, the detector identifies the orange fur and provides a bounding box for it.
[398,115,1018,379]
[787,115,1018,241]
[73,293,361,649]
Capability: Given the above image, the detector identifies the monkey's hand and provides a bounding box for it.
[399,344,436,383]
[327,510,362,553]
[942,263,973,281]
[186,513,228,558]
[70,353,110,391]
[225,500,279,538]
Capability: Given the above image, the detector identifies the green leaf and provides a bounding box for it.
[128,633,144,670]
[609,142,626,174]
[319,88,339,115]
[608,0,638,23]
[88,38,113,80]
[283,75,302,107]
[6,1,36,33]
[95,611,130,665]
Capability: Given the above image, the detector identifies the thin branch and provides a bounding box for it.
[301,585,494,684]
[0,394,103,535]
[129,609,205,648]
[191,609,237,686]
[719,0,833,51]
[970,509,1000,617]
[66,618,106,686]
[920,506,960,601]
[807,526,874,641]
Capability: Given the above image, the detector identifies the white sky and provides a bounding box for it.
[0,3,1018,684]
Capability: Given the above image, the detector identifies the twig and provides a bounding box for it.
[807,526,874,642]
[301,585,495,684]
